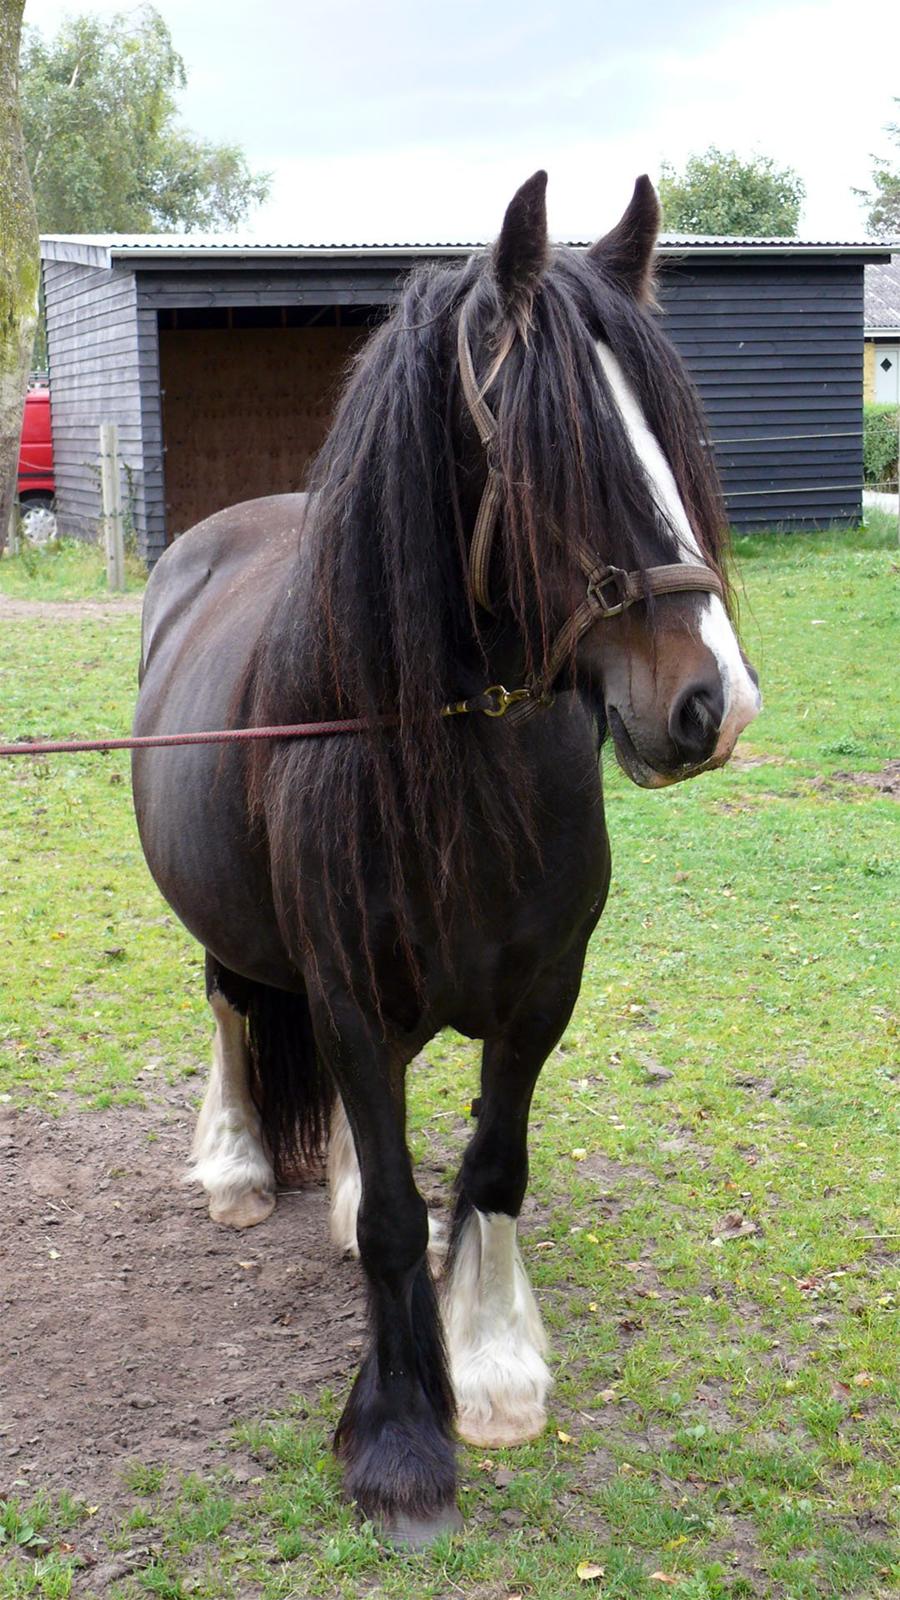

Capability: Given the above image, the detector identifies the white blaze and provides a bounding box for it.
[595,341,760,754]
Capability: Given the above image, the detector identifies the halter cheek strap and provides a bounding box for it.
[455,297,725,724]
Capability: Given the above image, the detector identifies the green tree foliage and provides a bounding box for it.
[658,146,805,236]
[855,101,900,237]
[21,4,271,233]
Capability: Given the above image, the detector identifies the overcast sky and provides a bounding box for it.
[24,0,900,242]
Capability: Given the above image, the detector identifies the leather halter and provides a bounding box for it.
[454,297,725,724]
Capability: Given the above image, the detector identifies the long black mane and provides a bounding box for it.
[247,246,729,996]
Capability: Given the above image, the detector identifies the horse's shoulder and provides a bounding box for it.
[140,495,308,664]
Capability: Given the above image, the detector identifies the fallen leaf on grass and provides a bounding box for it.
[599,1387,617,1402]
[571,1148,588,1161]
[576,1561,605,1581]
[650,1573,679,1585]
[557,1429,575,1444]
[713,1212,759,1242]
[642,1059,674,1083]
[852,1372,874,1387]
[664,1536,688,1551]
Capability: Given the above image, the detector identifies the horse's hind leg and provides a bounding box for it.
[187,956,276,1229]
[443,952,587,1446]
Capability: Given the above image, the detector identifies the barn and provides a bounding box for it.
[39,232,890,562]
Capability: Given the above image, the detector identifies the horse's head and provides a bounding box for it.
[459,171,760,785]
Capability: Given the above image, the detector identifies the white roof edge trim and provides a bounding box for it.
[38,235,893,264]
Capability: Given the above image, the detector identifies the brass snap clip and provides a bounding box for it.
[479,684,535,717]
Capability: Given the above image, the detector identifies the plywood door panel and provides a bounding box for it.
[158,326,365,536]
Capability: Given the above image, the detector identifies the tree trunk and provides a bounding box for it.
[0,0,39,555]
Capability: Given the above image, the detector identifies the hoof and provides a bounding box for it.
[209,1187,275,1229]
[378,1502,463,1548]
[456,1403,547,1448]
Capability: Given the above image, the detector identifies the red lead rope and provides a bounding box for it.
[0,719,389,758]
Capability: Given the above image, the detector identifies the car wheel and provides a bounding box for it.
[18,496,57,546]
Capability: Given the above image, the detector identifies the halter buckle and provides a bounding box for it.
[586,566,635,618]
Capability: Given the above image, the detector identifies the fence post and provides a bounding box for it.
[99,422,126,592]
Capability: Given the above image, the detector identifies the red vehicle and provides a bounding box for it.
[17,385,56,543]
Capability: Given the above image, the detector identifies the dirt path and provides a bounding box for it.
[0,593,143,623]
[0,1100,368,1508]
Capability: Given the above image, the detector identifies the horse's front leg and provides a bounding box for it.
[313,996,459,1544]
[187,957,276,1229]
[328,1096,447,1270]
[443,949,589,1446]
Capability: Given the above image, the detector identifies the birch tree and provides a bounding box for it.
[0,0,38,554]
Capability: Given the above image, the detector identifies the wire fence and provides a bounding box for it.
[700,422,900,524]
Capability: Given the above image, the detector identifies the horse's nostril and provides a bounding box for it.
[669,679,724,765]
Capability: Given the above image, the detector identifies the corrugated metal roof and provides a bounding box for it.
[40,231,893,263]
[865,255,900,331]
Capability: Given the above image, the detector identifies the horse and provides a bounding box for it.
[131,171,760,1544]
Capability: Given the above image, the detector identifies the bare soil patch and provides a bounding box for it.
[0,594,143,623]
[0,1101,365,1509]
[812,759,900,802]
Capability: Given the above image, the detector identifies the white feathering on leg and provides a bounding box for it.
[186,991,275,1229]
[328,1097,363,1257]
[443,1208,550,1446]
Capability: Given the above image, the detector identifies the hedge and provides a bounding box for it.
[863,402,899,490]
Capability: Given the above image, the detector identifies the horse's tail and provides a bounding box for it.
[245,980,333,1183]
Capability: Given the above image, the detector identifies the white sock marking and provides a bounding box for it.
[328,1096,363,1257]
[187,991,275,1227]
[443,1208,550,1446]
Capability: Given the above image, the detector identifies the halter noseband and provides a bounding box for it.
[454,297,725,724]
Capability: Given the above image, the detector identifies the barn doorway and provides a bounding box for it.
[157,305,378,539]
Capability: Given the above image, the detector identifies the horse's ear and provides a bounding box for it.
[493,170,549,325]
[587,175,661,304]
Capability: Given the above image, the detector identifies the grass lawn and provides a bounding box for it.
[0,537,146,600]
[0,523,897,1599]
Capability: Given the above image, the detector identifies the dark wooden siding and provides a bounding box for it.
[42,261,153,546]
[43,249,868,556]
[659,263,863,528]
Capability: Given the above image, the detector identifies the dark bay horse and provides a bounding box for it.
[132,172,760,1543]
